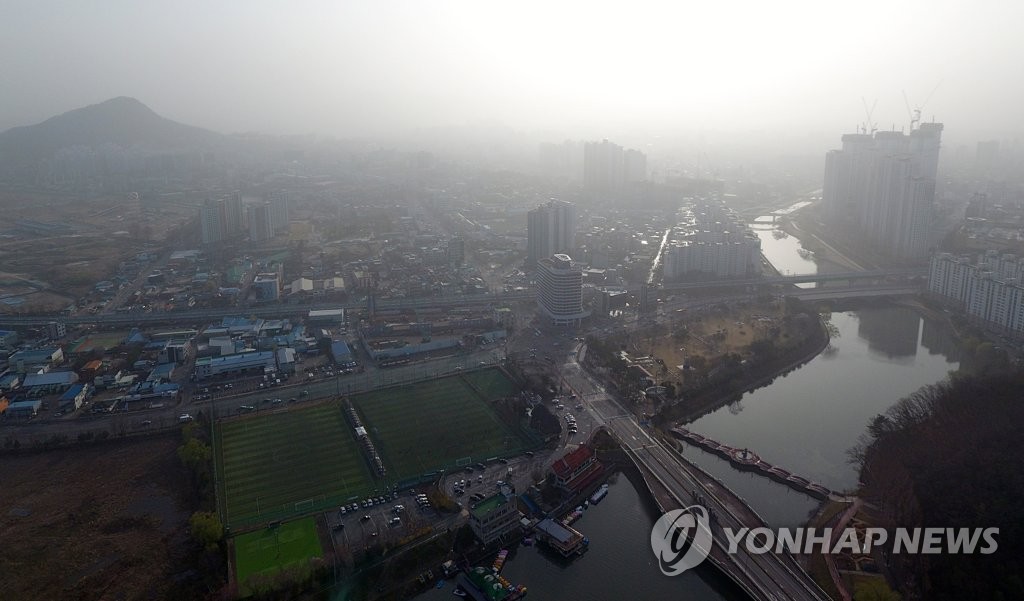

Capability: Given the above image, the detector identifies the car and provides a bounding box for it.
[178,414,194,423]
[141,420,153,426]
[350,503,359,511]
[332,523,345,531]
[389,517,401,526]
[498,458,509,464]
[393,504,404,513]
[464,466,475,473]
[272,398,283,405]
[339,506,347,515]
[524,451,534,457]
[361,514,371,521]
[575,403,584,410]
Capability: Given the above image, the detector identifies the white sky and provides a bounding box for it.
[1,0,1021,144]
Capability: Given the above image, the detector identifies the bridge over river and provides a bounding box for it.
[561,348,831,601]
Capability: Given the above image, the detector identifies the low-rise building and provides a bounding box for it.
[551,444,602,493]
[534,517,587,557]
[276,347,296,374]
[468,490,520,546]
[59,384,90,411]
[22,370,79,394]
[7,399,42,419]
[0,329,18,348]
[9,347,64,372]
[193,351,276,380]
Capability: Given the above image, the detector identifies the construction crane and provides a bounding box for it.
[902,83,941,131]
[861,97,878,135]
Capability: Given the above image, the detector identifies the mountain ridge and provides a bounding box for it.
[0,97,229,177]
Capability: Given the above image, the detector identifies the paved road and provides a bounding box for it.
[0,348,506,439]
[558,345,829,601]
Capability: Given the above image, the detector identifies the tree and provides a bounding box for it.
[854,578,901,601]
[189,511,223,549]
[178,437,212,471]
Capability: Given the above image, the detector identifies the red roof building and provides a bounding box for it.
[551,444,602,492]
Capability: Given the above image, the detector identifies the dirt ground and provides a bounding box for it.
[0,189,196,311]
[0,433,200,601]
[635,302,794,382]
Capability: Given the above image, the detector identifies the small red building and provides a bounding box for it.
[551,444,603,493]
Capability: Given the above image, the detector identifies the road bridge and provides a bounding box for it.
[561,350,830,601]
[654,268,925,293]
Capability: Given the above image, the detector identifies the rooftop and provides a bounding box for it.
[470,493,508,520]
[551,444,595,478]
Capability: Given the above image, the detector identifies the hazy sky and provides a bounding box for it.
[2,0,1021,144]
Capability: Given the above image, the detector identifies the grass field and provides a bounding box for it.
[216,403,376,528]
[351,369,530,482]
[462,368,517,400]
[234,517,323,596]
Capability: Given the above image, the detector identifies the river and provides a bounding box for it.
[412,203,962,600]
[678,207,962,527]
[412,474,745,601]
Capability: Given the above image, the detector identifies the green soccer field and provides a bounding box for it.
[215,403,375,528]
[234,517,322,596]
[351,369,530,482]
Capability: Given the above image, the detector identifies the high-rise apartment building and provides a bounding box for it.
[527,200,576,267]
[536,254,589,326]
[199,199,225,245]
[822,123,943,260]
[269,190,290,232]
[582,139,647,195]
[224,191,244,235]
[928,251,1024,335]
[662,199,761,280]
[248,203,274,243]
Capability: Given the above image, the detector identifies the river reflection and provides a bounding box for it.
[410,475,744,601]
[684,308,960,526]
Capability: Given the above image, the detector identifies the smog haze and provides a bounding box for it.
[2,0,1021,146]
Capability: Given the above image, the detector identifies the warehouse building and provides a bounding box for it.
[193,351,276,380]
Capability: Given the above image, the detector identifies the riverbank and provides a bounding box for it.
[655,311,831,426]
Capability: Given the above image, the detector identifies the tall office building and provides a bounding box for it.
[536,254,589,326]
[527,200,576,267]
[248,203,274,243]
[822,123,943,260]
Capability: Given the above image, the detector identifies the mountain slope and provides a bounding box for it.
[0,97,227,171]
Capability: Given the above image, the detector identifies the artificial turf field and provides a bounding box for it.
[233,517,322,595]
[215,403,375,528]
[351,369,530,482]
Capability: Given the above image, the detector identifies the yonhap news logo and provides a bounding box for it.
[650,505,714,576]
[651,504,999,577]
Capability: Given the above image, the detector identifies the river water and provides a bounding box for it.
[413,474,745,601]
[411,203,962,600]
[678,208,962,527]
